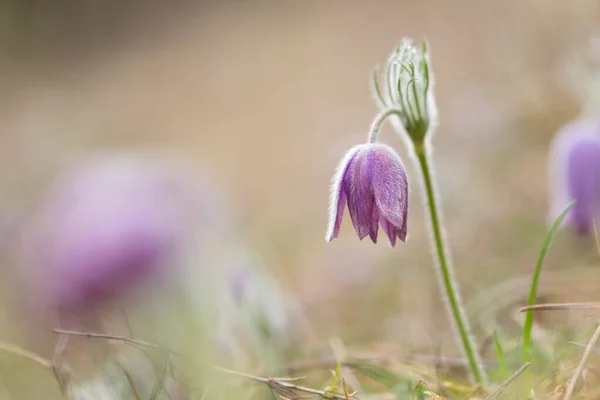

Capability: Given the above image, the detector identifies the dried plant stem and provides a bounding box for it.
[564,324,600,400]
[0,340,70,393]
[519,302,600,312]
[52,328,181,355]
[413,143,487,385]
[0,342,52,368]
[214,366,359,400]
[483,362,530,400]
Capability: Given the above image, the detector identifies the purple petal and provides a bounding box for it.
[369,144,409,230]
[327,187,348,242]
[345,148,376,239]
[399,194,408,242]
[369,205,379,243]
[566,138,600,233]
[380,217,399,247]
[326,146,362,242]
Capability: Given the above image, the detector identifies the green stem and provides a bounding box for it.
[368,108,402,143]
[413,142,488,385]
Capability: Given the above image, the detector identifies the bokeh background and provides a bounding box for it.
[1,1,600,398]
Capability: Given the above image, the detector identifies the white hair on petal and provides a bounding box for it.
[325,144,367,241]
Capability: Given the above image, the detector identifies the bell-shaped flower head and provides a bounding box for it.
[548,117,600,234]
[326,143,409,246]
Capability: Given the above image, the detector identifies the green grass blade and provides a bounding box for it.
[522,200,575,363]
[351,361,402,389]
[493,330,508,379]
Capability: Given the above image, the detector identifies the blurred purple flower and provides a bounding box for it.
[326,143,409,246]
[549,118,600,234]
[20,154,201,312]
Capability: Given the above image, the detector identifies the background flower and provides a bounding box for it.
[16,153,204,315]
[548,117,600,233]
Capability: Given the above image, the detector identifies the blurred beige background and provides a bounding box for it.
[1,2,600,394]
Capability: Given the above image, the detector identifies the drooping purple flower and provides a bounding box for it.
[326,143,409,246]
[18,154,201,312]
[548,117,600,234]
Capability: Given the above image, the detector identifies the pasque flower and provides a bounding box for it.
[548,117,600,234]
[18,154,200,312]
[325,37,488,384]
[326,143,409,246]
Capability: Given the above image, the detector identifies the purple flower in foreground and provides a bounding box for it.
[549,118,600,234]
[326,143,409,246]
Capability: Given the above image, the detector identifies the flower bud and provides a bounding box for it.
[373,38,435,143]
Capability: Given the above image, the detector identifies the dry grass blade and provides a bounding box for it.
[52,328,183,355]
[483,362,530,400]
[0,342,52,368]
[568,341,600,356]
[270,376,307,382]
[564,324,600,400]
[519,302,600,312]
[214,366,360,399]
